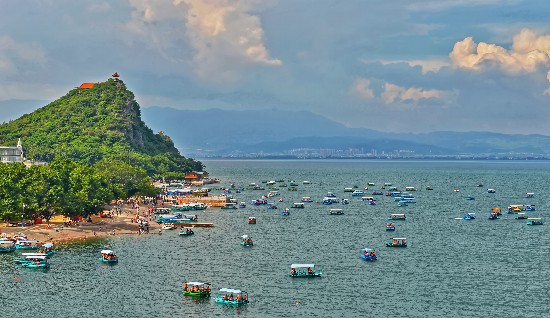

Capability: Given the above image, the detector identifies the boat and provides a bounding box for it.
[405,186,416,192]
[288,186,297,191]
[251,199,267,205]
[154,207,173,214]
[351,190,365,197]
[397,202,407,207]
[525,193,535,198]
[487,188,496,193]
[426,186,433,190]
[100,250,118,263]
[491,207,502,216]
[20,255,50,268]
[526,217,543,225]
[0,240,16,253]
[183,281,211,297]
[465,196,475,200]
[386,237,407,247]
[325,192,337,198]
[385,222,395,231]
[281,208,290,216]
[289,264,322,278]
[463,212,476,220]
[248,217,256,224]
[41,243,54,256]
[278,197,284,202]
[524,204,536,211]
[162,224,175,230]
[322,197,339,205]
[266,202,278,209]
[329,208,344,215]
[179,227,195,235]
[268,191,279,197]
[183,214,198,221]
[360,248,377,261]
[389,213,406,220]
[221,203,238,210]
[301,197,313,202]
[515,213,528,220]
[214,288,249,306]
[238,202,247,208]
[371,191,383,195]
[303,181,311,184]
[291,203,305,209]
[241,235,253,247]
[341,198,350,205]
[361,196,375,201]
[15,240,39,250]
[488,212,500,220]
[344,187,354,192]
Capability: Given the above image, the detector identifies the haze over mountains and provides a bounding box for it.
[141,106,550,158]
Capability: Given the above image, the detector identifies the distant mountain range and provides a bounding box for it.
[141,106,550,157]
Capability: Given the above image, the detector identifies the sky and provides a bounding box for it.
[2,0,550,135]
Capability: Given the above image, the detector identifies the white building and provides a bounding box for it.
[0,139,24,163]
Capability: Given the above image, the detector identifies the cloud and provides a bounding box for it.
[373,58,450,74]
[352,78,374,100]
[381,82,445,104]
[126,0,281,82]
[0,36,46,74]
[450,28,550,74]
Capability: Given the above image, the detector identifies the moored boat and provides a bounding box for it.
[15,240,39,250]
[20,255,50,268]
[360,248,377,261]
[289,264,322,277]
[386,237,407,247]
[100,250,118,263]
[0,240,16,253]
[162,224,175,230]
[214,288,249,306]
[183,281,211,297]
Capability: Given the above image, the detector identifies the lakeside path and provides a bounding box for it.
[0,204,159,244]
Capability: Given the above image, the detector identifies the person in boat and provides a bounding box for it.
[291,268,296,275]
[307,267,313,275]
[229,294,234,301]
[183,282,188,291]
[237,294,242,302]
[223,294,228,300]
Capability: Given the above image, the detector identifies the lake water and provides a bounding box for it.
[2,160,549,317]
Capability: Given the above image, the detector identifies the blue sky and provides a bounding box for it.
[2,0,550,134]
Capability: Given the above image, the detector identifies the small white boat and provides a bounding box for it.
[329,208,344,215]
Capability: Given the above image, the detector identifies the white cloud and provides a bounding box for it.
[126,0,281,82]
[352,78,374,100]
[381,82,445,104]
[450,28,550,74]
[0,36,46,74]
[375,58,450,74]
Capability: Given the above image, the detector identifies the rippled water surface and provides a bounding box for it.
[2,160,550,317]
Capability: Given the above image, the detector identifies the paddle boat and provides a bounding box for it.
[154,207,172,214]
[248,217,256,224]
[303,180,311,184]
[515,212,528,220]
[267,202,277,209]
[15,240,39,250]
[386,237,407,247]
[525,192,535,198]
[20,255,50,268]
[508,205,522,213]
[368,182,376,186]
[360,248,377,261]
[278,197,284,202]
[39,243,54,256]
[281,208,290,216]
[301,197,313,202]
[0,240,16,253]
[487,188,496,193]
[238,202,247,208]
[183,281,211,297]
[372,191,383,195]
[465,196,475,200]
[491,207,502,216]
[385,222,396,231]
[488,212,500,220]
[351,190,365,197]
[289,264,322,277]
[341,198,350,205]
[179,227,194,236]
[463,212,476,220]
[214,288,249,306]
[100,250,118,263]
[292,203,305,209]
[526,217,543,225]
[397,202,408,207]
[326,192,337,198]
[405,186,416,192]
[329,208,344,215]
[425,186,433,190]
[344,187,354,193]
[389,213,406,220]
[162,224,175,230]
[241,235,253,247]
[524,204,536,211]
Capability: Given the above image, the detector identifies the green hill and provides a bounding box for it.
[0,78,202,176]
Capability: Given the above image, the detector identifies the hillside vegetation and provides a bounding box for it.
[0,79,202,177]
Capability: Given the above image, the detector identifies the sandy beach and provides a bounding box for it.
[0,205,156,244]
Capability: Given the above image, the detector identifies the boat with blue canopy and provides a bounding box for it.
[179,227,194,235]
[183,281,211,297]
[463,212,476,220]
[214,288,249,306]
[360,248,377,261]
[289,264,322,277]
[0,240,16,253]
[386,237,407,247]
[281,208,290,216]
[100,250,118,263]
